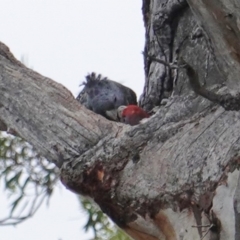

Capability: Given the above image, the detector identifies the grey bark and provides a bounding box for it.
[1,0,240,239]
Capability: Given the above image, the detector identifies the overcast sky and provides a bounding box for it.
[0,1,144,240]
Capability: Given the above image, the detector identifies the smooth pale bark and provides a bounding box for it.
[1,0,240,239]
[186,0,240,91]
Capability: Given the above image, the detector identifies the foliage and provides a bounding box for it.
[0,132,58,225]
[80,197,132,240]
[0,131,132,239]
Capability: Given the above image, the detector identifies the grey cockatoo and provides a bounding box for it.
[76,73,137,121]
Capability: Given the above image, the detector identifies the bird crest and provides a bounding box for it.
[82,72,108,87]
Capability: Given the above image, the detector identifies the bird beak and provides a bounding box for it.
[117,106,127,122]
[105,109,119,121]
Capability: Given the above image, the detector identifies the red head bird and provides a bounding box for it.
[117,105,149,126]
[76,73,137,121]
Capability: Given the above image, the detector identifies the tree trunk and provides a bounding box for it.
[1,0,240,239]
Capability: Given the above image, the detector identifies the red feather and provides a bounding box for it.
[121,105,149,126]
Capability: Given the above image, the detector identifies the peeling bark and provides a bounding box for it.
[1,0,240,239]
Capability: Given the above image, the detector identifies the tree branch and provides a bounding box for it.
[0,41,119,167]
[1,40,240,238]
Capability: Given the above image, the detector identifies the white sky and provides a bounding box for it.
[0,1,144,240]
